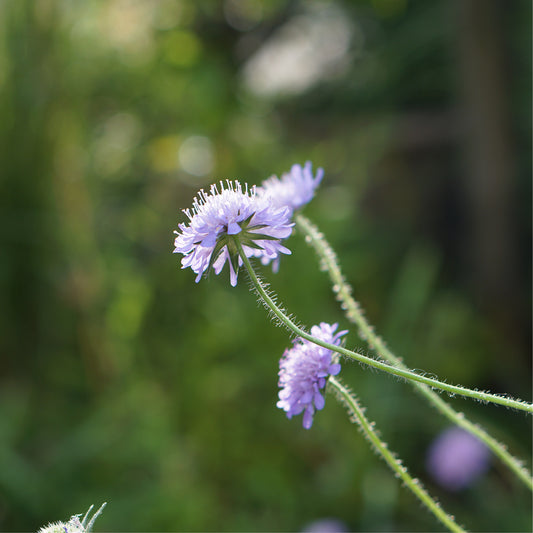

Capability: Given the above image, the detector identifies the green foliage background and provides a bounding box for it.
[0,0,531,531]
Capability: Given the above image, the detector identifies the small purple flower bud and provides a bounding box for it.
[277,322,348,429]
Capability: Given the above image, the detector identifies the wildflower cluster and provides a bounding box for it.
[172,159,533,532]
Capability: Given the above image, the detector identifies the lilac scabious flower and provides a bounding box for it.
[257,161,324,214]
[173,180,293,286]
[277,322,347,429]
[255,161,323,272]
[426,427,490,491]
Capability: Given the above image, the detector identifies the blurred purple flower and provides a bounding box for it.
[277,322,347,429]
[173,180,293,286]
[302,518,349,533]
[255,161,323,273]
[426,427,490,491]
[257,161,324,214]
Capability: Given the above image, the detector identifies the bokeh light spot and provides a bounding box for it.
[147,135,181,173]
[164,30,201,67]
[224,0,264,32]
[178,135,215,177]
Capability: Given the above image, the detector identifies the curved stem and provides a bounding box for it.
[295,213,533,489]
[235,239,533,413]
[328,376,466,533]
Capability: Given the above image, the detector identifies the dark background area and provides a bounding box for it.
[0,0,531,531]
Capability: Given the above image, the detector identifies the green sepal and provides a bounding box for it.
[204,219,280,280]
[227,236,241,275]
[241,240,265,251]
[244,232,279,241]
[240,213,255,228]
[207,234,230,273]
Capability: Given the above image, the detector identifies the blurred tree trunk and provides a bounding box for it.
[456,0,524,345]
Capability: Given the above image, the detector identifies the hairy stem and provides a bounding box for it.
[235,239,533,412]
[329,376,466,533]
[295,213,533,490]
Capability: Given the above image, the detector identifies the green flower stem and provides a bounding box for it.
[235,239,533,413]
[328,376,466,533]
[295,213,533,490]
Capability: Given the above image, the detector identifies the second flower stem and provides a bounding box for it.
[235,239,533,413]
[328,376,466,533]
[295,213,533,490]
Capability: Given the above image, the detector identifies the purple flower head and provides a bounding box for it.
[257,161,324,214]
[426,427,490,491]
[277,322,347,429]
[255,161,322,273]
[173,180,293,286]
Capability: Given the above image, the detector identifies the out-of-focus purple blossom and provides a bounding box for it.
[257,161,324,214]
[254,161,322,273]
[426,427,490,491]
[173,180,293,286]
[302,518,349,533]
[277,322,347,429]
